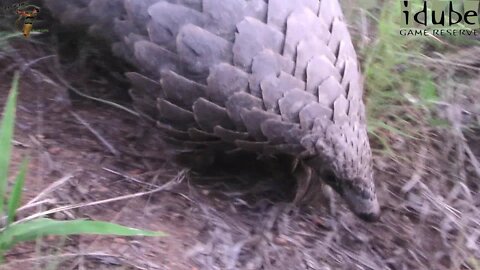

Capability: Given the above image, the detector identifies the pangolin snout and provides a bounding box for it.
[342,189,381,222]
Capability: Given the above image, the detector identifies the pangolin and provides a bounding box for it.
[43,0,380,221]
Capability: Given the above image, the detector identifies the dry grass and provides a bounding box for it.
[0,1,480,269]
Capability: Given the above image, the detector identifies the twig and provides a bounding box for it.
[401,146,427,194]
[10,170,186,226]
[20,54,56,74]
[12,139,30,148]
[23,174,74,207]
[70,111,120,157]
[54,72,141,118]
[102,167,160,188]
[458,131,480,179]
[16,199,55,213]
[465,144,480,178]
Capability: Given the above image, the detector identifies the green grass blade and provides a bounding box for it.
[6,158,29,226]
[0,72,20,217]
[0,218,166,251]
[419,78,438,103]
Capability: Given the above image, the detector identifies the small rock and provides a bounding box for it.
[128,169,143,175]
[113,237,127,244]
[313,216,334,231]
[48,146,62,155]
[53,212,67,220]
[273,235,288,246]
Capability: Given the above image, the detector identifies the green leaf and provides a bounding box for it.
[6,158,29,226]
[0,73,20,217]
[0,218,166,251]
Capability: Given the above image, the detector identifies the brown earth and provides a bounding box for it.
[0,30,479,270]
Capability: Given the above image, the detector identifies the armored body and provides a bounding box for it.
[43,0,380,221]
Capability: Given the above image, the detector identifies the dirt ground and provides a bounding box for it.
[0,27,480,270]
[0,39,200,269]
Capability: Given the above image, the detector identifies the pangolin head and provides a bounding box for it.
[308,120,380,222]
[322,167,380,222]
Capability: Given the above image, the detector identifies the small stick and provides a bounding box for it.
[102,167,160,188]
[70,111,120,157]
[10,170,185,226]
[23,174,74,206]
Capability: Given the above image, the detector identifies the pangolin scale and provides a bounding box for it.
[43,0,380,221]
